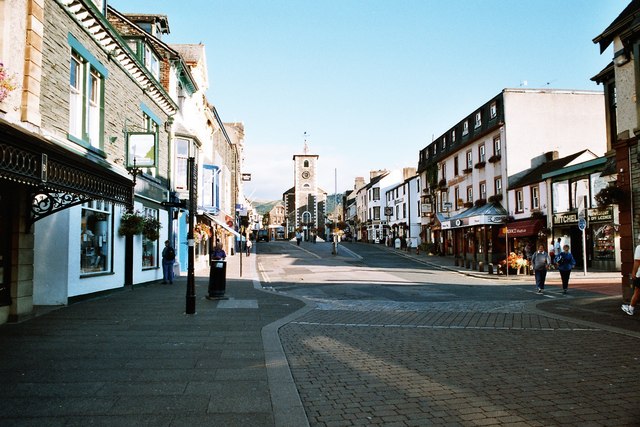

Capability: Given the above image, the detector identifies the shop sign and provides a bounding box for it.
[441,220,451,230]
[588,207,613,222]
[421,203,432,213]
[553,212,579,225]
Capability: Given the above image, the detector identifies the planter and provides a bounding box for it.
[119,213,144,237]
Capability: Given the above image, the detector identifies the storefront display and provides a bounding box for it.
[81,202,112,275]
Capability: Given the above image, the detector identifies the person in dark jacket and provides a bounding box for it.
[555,244,576,294]
[161,240,175,284]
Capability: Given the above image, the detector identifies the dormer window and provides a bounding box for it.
[462,120,469,136]
[451,129,456,143]
[490,102,497,119]
[475,111,482,128]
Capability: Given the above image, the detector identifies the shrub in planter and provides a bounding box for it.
[488,194,503,203]
[119,212,144,236]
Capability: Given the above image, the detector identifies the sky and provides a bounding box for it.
[110,0,630,202]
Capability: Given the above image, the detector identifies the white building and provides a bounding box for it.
[417,88,606,267]
[385,169,421,248]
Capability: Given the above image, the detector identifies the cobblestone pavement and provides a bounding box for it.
[280,303,640,426]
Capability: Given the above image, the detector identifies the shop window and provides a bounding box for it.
[81,201,112,275]
[142,207,159,269]
[552,180,570,213]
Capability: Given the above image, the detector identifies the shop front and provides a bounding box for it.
[442,203,507,268]
[499,218,546,260]
[552,207,619,271]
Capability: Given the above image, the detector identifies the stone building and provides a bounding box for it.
[283,142,327,240]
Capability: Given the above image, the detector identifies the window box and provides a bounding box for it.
[474,198,487,207]
[474,161,486,169]
[488,154,501,163]
[530,210,545,219]
[488,194,503,203]
[462,168,473,174]
[463,201,474,208]
[438,179,447,189]
[594,185,625,206]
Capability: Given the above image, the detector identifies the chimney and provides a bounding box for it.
[370,169,388,180]
[530,151,559,168]
[403,167,417,180]
[354,177,365,191]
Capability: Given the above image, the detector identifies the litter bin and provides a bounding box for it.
[207,258,227,299]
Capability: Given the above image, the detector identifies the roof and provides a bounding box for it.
[593,0,640,53]
[508,150,591,188]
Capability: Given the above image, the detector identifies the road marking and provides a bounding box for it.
[257,262,271,283]
[290,321,599,331]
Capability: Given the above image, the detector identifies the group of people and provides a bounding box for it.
[529,239,577,294]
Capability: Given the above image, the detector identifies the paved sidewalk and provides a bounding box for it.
[0,251,309,426]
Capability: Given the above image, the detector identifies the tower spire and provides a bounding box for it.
[303,131,309,154]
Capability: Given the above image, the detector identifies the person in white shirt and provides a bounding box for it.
[622,243,640,316]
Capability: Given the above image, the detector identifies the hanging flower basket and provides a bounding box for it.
[594,185,625,206]
[143,217,162,241]
[118,212,145,237]
[0,63,17,103]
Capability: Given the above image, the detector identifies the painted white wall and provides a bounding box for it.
[34,209,71,305]
[503,90,606,177]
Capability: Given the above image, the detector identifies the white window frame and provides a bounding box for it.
[68,50,104,149]
[463,120,469,135]
[466,151,473,169]
[516,190,524,212]
[531,186,540,210]
[493,136,501,156]
[479,144,486,162]
[490,102,497,119]
[475,111,482,128]
[495,177,502,194]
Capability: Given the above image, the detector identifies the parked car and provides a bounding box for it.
[257,230,269,242]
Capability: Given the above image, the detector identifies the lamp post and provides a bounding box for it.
[185,157,197,315]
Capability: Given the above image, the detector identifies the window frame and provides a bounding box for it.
[515,189,524,213]
[479,144,486,162]
[531,186,540,210]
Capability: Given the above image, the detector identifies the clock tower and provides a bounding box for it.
[283,138,327,240]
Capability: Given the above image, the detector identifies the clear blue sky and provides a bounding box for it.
[110,0,629,201]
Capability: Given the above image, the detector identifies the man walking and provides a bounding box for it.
[531,244,550,293]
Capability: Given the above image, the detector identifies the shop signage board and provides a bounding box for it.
[553,207,613,225]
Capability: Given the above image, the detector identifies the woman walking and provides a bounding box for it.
[555,244,576,294]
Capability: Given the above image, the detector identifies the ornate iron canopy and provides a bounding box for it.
[0,121,133,228]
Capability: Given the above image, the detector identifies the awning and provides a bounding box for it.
[209,215,241,237]
[499,219,544,237]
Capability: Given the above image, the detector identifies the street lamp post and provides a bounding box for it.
[185,157,197,315]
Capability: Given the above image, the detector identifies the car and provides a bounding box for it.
[257,230,269,242]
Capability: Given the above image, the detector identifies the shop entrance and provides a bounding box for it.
[0,185,13,307]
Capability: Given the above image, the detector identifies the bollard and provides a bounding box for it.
[207,259,227,299]
[488,263,493,274]
[478,261,484,272]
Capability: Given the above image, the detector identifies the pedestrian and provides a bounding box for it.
[212,241,226,260]
[554,237,562,256]
[524,242,532,261]
[295,230,302,246]
[161,240,175,284]
[531,244,550,293]
[555,244,576,294]
[622,241,640,316]
[246,238,252,256]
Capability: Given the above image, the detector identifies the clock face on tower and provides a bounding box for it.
[301,171,310,179]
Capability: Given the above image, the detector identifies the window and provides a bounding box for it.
[454,187,460,210]
[479,144,486,162]
[442,162,447,180]
[402,203,407,218]
[454,156,459,176]
[490,102,497,119]
[68,35,107,150]
[463,120,469,135]
[475,111,482,128]
[395,205,399,219]
[516,190,524,212]
[571,178,590,210]
[493,136,501,156]
[144,45,160,80]
[304,160,309,167]
[531,186,540,210]
[372,187,380,201]
[175,138,190,191]
[142,207,159,268]
[479,181,487,200]
[373,206,381,220]
[441,137,446,151]
[494,177,502,194]
[81,201,112,275]
[466,151,473,169]
[467,186,473,203]
[451,129,456,143]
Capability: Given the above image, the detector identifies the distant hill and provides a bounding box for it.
[253,200,281,215]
